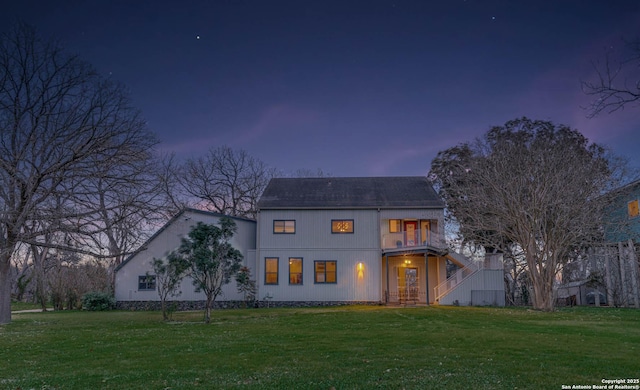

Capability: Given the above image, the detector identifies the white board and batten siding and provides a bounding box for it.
[115,209,256,302]
[437,269,505,306]
[257,209,382,302]
[258,209,380,249]
[258,248,382,302]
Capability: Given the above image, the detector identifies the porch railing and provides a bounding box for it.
[385,288,427,304]
[381,230,446,250]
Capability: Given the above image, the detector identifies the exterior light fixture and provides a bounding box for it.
[357,262,364,279]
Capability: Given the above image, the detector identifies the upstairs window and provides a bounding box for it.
[389,219,401,233]
[138,275,156,291]
[274,220,296,234]
[289,258,303,285]
[331,219,354,234]
[629,199,639,218]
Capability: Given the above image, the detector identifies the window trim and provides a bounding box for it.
[273,220,296,234]
[314,260,337,284]
[138,275,156,291]
[331,219,354,234]
[288,257,303,285]
[265,257,279,285]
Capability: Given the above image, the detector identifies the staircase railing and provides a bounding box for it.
[433,262,482,302]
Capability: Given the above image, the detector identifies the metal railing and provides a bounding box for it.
[381,229,447,250]
[385,288,427,304]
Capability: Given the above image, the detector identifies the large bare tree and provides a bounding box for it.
[0,23,157,324]
[180,146,275,219]
[430,118,623,311]
[583,38,640,117]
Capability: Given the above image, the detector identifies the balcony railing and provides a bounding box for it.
[381,229,446,250]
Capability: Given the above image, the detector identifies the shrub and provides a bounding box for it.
[81,292,115,311]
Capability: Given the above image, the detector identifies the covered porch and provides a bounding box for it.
[381,247,448,305]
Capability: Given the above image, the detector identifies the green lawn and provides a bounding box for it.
[10,300,46,312]
[1,306,639,389]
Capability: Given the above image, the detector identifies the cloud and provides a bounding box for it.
[158,134,223,157]
[234,104,320,145]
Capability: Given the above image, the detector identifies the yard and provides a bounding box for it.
[1,305,639,389]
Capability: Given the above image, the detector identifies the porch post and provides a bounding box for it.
[385,254,389,304]
[424,252,429,305]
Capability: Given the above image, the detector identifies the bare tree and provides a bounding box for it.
[180,146,275,219]
[151,255,189,321]
[70,154,178,291]
[157,153,190,214]
[583,39,640,117]
[430,118,624,311]
[0,23,157,324]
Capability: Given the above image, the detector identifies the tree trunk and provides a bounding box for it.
[204,295,213,324]
[32,245,49,311]
[0,254,11,324]
[161,298,168,321]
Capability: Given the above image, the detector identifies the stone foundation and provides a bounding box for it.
[116,300,382,311]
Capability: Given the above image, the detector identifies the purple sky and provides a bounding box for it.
[5,1,640,176]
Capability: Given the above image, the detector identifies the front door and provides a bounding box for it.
[404,221,418,246]
[398,267,419,303]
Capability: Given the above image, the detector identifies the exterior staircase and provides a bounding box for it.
[434,252,505,306]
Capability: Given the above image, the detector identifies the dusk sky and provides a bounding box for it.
[3,1,640,177]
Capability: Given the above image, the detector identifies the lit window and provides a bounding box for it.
[331,220,354,233]
[315,261,337,284]
[265,258,279,285]
[289,258,303,285]
[389,219,401,233]
[274,220,295,234]
[138,275,156,291]
[629,200,639,218]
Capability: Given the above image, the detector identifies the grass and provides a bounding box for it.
[10,300,46,312]
[1,306,639,389]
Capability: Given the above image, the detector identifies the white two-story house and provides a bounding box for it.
[256,176,504,306]
[114,176,504,307]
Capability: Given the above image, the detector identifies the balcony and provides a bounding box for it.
[381,229,446,251]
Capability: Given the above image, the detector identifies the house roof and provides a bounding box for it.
[257,176,445,210]
[114,208,255,273]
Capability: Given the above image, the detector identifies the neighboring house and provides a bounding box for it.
[255,176,504,306]
[604,179,640,243]
[601,179,640,307]
[558,179,640,308]
[114,208,257,309]
[114,177,505,308]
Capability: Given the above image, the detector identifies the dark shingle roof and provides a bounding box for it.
[257,177,444,209]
